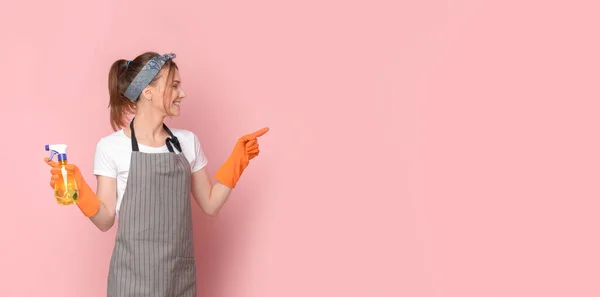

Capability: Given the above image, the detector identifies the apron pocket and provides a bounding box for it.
[168,257,197,297]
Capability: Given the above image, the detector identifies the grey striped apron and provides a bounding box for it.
[107,118,196,297]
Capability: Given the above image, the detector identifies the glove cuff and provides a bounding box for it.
[75,179,100,217]
[214,155,247,189]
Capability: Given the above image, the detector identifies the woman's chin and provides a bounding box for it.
[169,106,181,116]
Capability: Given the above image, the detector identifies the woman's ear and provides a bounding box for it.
[142,86,153,102]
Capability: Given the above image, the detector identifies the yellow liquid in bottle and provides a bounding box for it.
[54,160,79,206]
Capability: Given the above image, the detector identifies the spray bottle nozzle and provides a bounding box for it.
[45,144,68,162]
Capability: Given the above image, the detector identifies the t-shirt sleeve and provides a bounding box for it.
[93,138,117,178]
[191,133,208,173]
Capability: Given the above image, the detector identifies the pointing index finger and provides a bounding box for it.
[251,127,269,138]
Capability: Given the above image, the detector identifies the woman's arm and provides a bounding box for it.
[191,167,232,216]
[190,126,268,215]
[88,175,118,231]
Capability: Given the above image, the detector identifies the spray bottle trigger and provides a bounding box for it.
[48,150,57,161]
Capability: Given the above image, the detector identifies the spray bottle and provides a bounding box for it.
[45,144,79,205]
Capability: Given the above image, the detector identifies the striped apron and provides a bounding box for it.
[107,118,196,297]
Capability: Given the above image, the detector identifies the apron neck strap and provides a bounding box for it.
[129,117,182,153]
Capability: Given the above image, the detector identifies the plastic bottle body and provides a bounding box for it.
[54,160,79,205]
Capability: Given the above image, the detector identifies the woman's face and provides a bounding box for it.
[145,67,186,117]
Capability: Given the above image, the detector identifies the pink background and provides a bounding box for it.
[1,0,600,296]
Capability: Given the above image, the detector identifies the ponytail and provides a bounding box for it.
[108,59,135,131]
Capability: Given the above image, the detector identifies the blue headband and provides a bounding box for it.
[124,53,176,101]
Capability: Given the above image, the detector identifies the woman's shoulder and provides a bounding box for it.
[170,128,199,142]
[169,128,204,153]
[95,129,130,150]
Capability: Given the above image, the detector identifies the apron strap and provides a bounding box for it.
[163,124,183,153]
[130,118,183,153]
[130,119,140,152]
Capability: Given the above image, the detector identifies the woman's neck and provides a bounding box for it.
[129,112,168,145]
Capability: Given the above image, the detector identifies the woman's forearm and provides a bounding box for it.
[84,176,117,232]
[202,182,232,216]
[191,168,233,216]
[89,201,116,232]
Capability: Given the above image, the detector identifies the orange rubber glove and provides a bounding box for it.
[45,158,101,217]
[214,127,269,188]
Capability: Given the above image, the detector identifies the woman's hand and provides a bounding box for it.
[43,157,101,218]
[45,157,84,190]
[214,127,269,188]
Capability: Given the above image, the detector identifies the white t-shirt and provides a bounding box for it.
[92,128,208,217]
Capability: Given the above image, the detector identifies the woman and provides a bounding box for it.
[44,51,268,297]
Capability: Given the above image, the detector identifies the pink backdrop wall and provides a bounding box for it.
[1,0,600,296]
